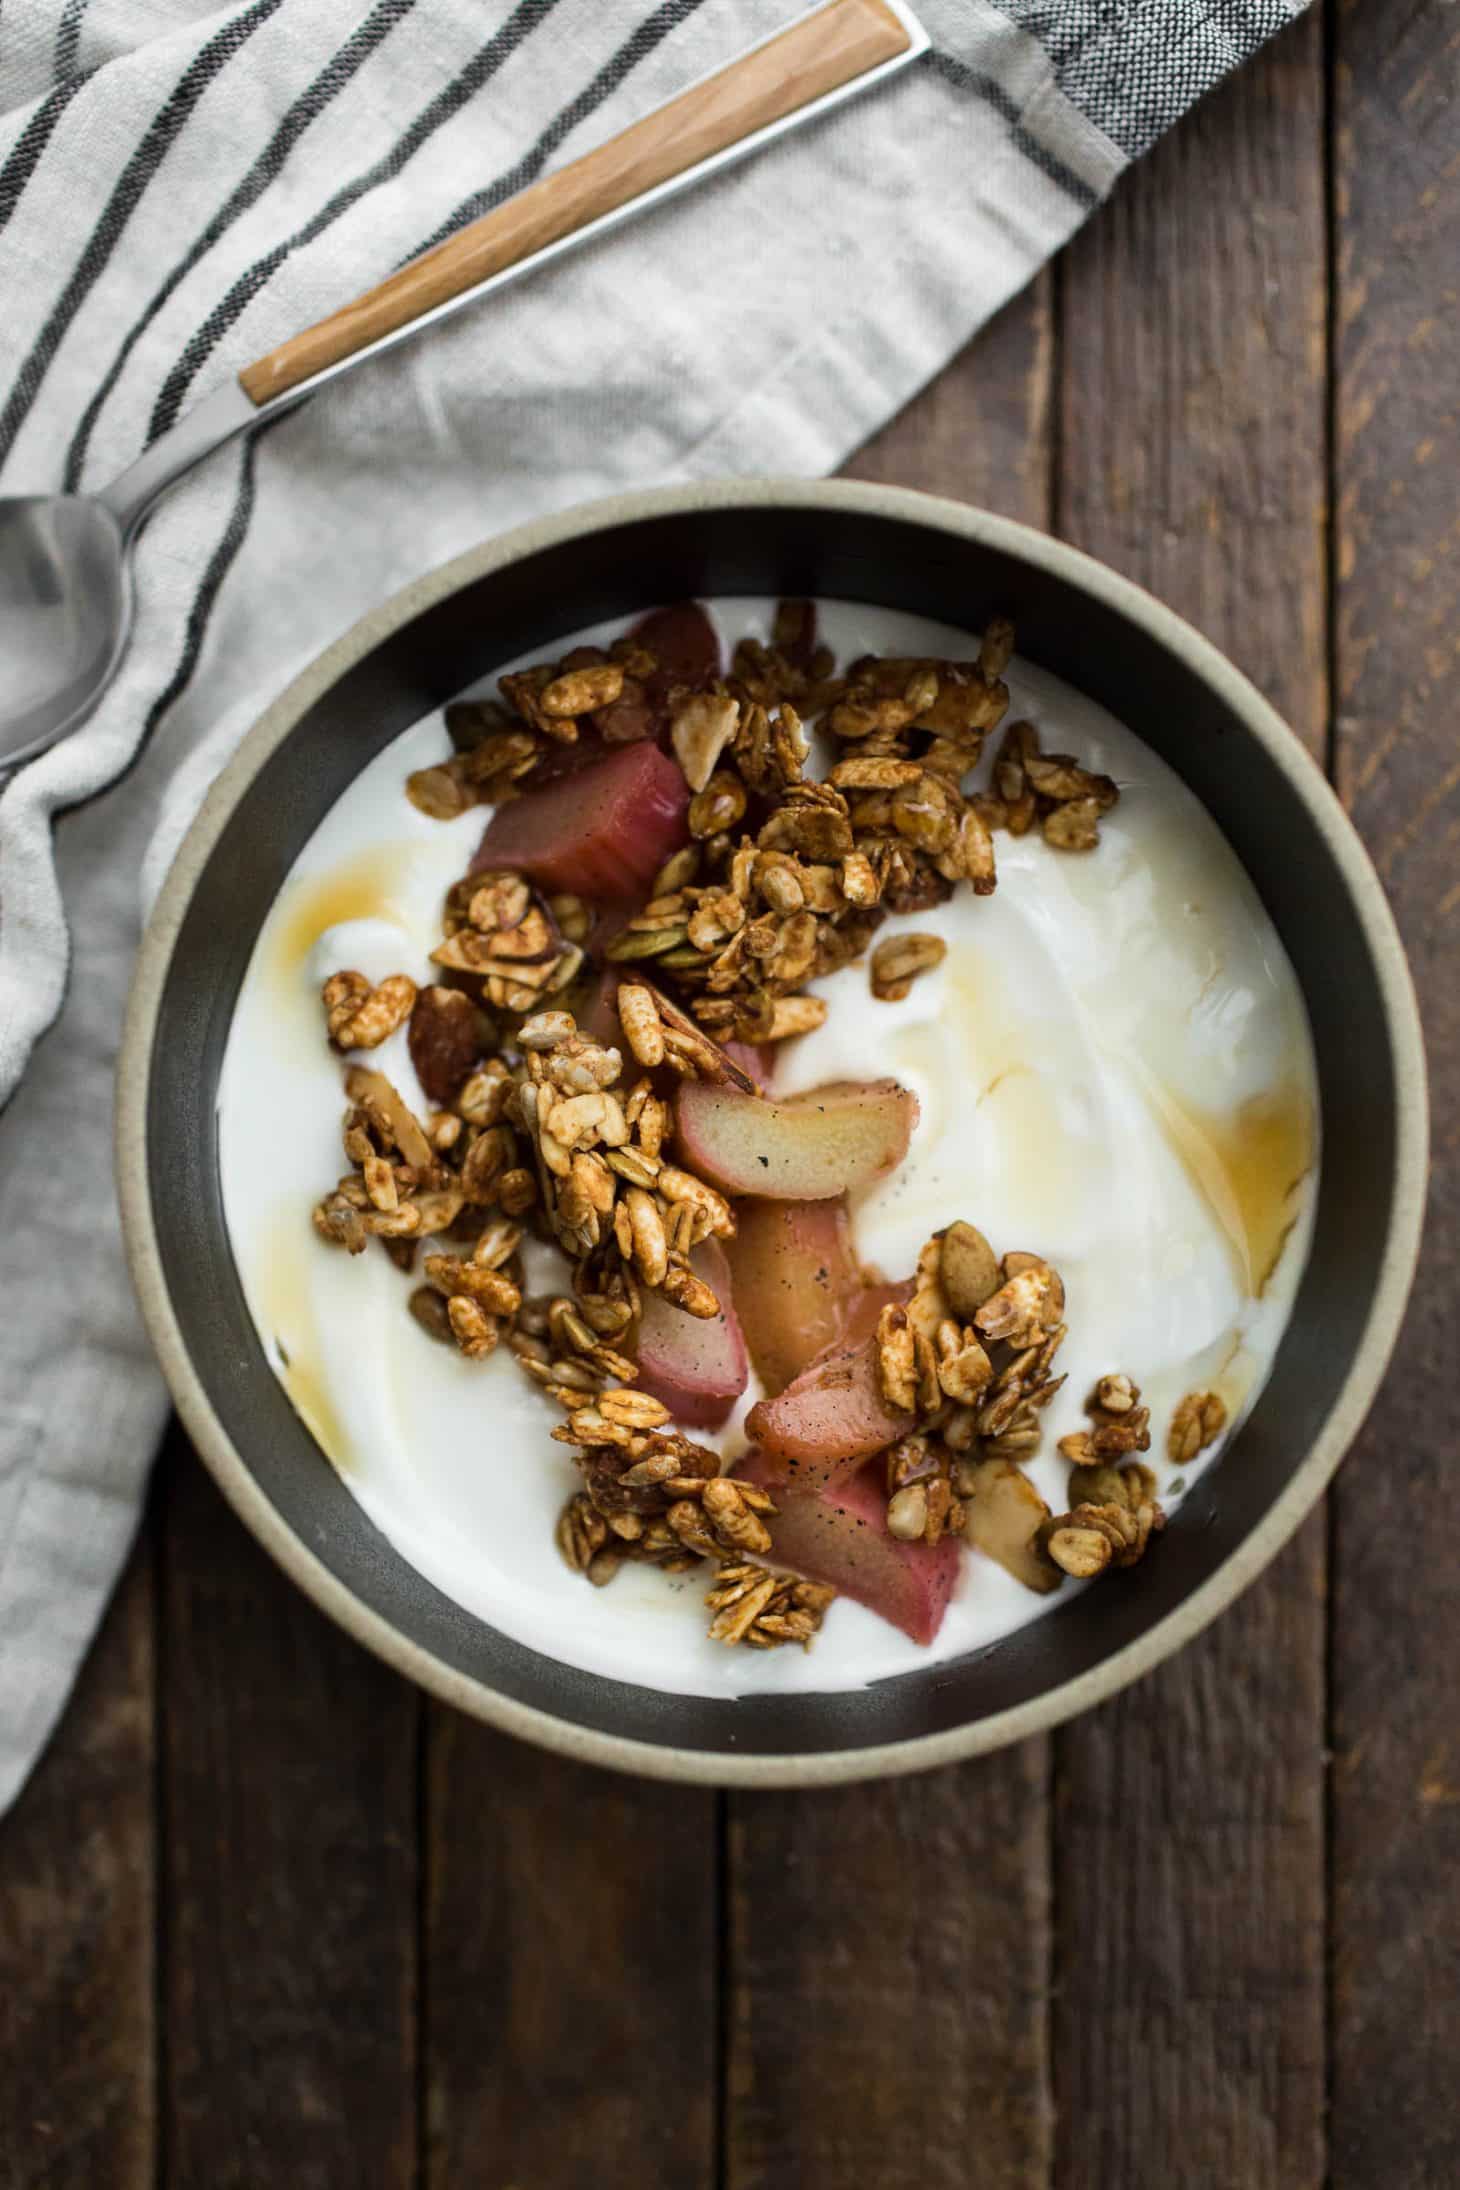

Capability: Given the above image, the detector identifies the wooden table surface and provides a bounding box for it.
[3,5,1456,2184]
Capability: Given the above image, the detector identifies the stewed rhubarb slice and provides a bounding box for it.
[634,1240,748,1431]
[675,1078,918,1201]
[575,965,622,1051]
[721,1039,776,1092]
[726,1197,862,1395]
[745,1283,915,1490]
[741,1450,959,1647]
[631,602,722,688]
[471,741,688,900]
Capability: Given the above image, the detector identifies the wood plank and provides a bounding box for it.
[0,1530,155,2190]
[727,1743,1053,2190]
[1329,1,1460,2181]
[725,278,1057,2190]
[159,1428,419,2190]
[1051,22,1329,2187]
[1051,1523,1327,2185]
[423,1721,718,2186]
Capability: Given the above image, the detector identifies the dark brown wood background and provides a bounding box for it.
[2,3,1456,2182]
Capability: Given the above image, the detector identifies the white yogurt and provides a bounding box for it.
[217,600,1319,1696]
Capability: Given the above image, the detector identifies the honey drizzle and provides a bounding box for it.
[1136,1066,1316,1297]
[255,1216,350,1471]
[267,844,415,980]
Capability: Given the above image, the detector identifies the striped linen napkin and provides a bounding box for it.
[0,0,1307,1810]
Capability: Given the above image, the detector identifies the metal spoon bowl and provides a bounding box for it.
[0,496,127,769]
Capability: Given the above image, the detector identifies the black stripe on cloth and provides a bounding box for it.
[926,47,1100,208]
[150,0,563,441]
[36,426,270,836]
[54,0,89,81]
[406,0,713,261]
[142,429,261,750]
[0,64,96,238]
[64,0,415,491]
[0,0,285,468]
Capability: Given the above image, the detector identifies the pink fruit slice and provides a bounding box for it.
[631,602,722,687]
[742,1451,959,1647]
[745,1282,914,1490]
[472,741,688,900]
[721,1039,776,1092]
[725,1197,862,1395]
[575,964,621,1050]
[634,1241,748,1430]
[675,1078,918,1201]
[774,597,819,671]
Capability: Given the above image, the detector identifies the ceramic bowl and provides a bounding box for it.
[117,480,1427,1787]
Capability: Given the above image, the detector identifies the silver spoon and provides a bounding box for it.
[0,0,922,773]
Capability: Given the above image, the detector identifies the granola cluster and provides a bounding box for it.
[600,616,1018,1043]
[315,982,738,1321]
[554,1426,767,1578]
[870,930,946,1002]
[1168,1386,1227,1462]
[431,870,586,1012]
[309,973,818,1642]
[860,1219,1172,1593]
[552,1419,833,1651]
[512,1006,732,1314]
[311,1058,534,1280]
[1057,1372,1153,1466]
[706,1564,837,1649]
[866,1225,1071,1549]
[972,716,1120,852]
[1044,1462,1165,1578]
[404,645,664,821]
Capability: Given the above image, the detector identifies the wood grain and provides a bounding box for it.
[725,280,1057,2190]
[239,0,911,405]
[1052,22,1330,2187]
[159,1437,419,2190]
[1329,0,1460,2180]
[0,1534,154,2190]
[423,1718,718,2186]
[727,1745,1054,2190]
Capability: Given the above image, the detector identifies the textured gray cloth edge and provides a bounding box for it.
[986,0,1306,158]
[0,0,1307,1813]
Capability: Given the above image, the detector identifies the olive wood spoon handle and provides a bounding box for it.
[237,0,917,408]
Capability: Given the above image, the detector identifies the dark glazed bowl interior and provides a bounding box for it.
[126,485,1423,1784]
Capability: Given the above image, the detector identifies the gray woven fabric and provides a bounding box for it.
[0,0,1307,1811]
